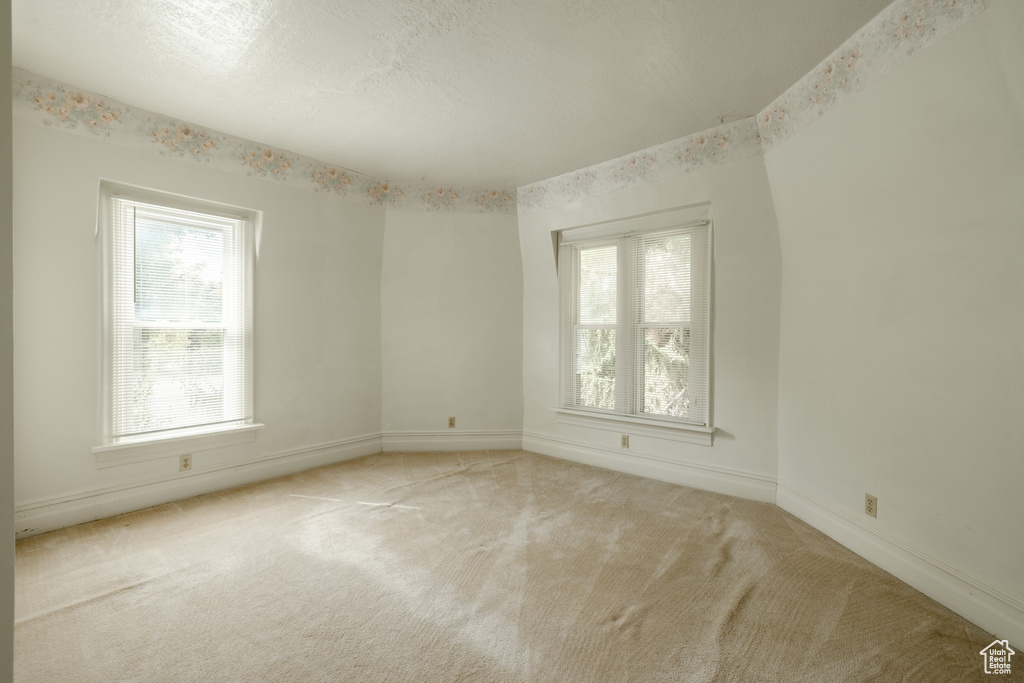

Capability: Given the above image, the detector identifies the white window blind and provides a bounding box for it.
[560,209,710,426]
[103,187,254,445]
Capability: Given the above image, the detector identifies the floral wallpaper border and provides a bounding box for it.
[12,0,984,216]
[757,0,985,152]
[12,69,517,215]
[517,118,762,213]
[521,0,985,213]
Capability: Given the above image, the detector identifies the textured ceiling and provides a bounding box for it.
[12,0,892,187]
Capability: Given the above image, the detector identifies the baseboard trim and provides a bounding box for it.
[15,433,383,538]
[522,431,777,503]
[777,478,1024,648]
[381,430,523,452]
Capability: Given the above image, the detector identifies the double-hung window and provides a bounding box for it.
[559,206,711,430]
[98,182,256,449]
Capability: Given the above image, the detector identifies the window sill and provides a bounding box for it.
[554,408,714,446]
[93,422,265,469]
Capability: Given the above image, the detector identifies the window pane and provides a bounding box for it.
[643,327,690,417]
[135,217,224,324]
[107,190,253,443]
[561,217,708,425]
[130,328,226,433]
[579,245,617,324]
[575,328,615,409]
[644,234,690,323]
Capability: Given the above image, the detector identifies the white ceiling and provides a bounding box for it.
[13,0,892,188]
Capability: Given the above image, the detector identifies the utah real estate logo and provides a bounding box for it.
[980,639,1015,675]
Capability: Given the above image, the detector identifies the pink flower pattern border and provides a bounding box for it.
[757,0,983,151]
[13,72,515,214]
[523,0,984,211]
[13,0,984,214]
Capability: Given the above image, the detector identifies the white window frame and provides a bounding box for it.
[557,205,714,444]
[93,181,262,465]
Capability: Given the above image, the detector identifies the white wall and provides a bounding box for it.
[519,155,782,501]
[768,0,1024,643]
[10,0,1021,652]
[381,209,523,450]
[2,0,15,678]
[13,118,385,534]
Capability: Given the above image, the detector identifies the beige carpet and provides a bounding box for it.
[14,450,1007,681]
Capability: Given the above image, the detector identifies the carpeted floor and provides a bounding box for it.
[14,450,1007,681]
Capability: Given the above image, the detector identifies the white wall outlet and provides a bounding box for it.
[448,416,456,429]
[621,434,629,448]
[179,454,192,472]
[865,493,877,518]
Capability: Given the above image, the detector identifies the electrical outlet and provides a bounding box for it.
[865,493,877,518]
[179,454,192,472]
[448,416,456,429]
[621,434,629,448]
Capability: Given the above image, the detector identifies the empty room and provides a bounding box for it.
[3,0,1022,680]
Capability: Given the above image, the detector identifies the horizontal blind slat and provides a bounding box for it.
[109,194,253,442]
[561,220,710,426]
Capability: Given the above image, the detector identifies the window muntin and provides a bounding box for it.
[102,185,255,445]
[560,214,710,427]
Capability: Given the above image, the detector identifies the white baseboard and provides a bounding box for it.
[16,431,522,537]
[381,430,523,452]
[14,433,383,538]
[522,431,777,503]
[17,427,1021,648]
[777,478,1024,649]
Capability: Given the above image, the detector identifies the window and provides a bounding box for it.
[559,206,711,429]
[98,183,256,448]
